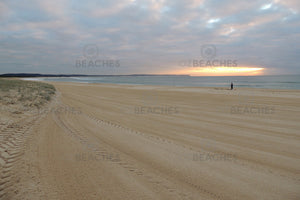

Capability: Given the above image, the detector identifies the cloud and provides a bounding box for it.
[0,0,299,75]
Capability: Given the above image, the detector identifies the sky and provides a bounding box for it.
[0,0,299,76]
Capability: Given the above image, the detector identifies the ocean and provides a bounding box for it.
[24,75,300,90]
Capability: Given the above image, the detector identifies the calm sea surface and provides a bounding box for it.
[25,75,300,90]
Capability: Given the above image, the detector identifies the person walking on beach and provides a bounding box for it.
[231,82,233,90]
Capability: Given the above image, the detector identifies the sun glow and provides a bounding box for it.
[170,66,265,76]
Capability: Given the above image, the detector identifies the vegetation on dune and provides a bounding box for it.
[0,78,56,109]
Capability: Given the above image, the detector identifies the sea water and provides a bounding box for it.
[25,75,300,90]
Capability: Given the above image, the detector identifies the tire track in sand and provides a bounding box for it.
[0,116,40,199]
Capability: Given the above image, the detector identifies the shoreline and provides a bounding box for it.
[17,77,300,92]
[16,75,300,90]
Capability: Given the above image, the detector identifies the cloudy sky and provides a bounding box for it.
[0,0,299,75]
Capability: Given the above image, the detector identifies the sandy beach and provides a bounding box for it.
[1,81,300,200]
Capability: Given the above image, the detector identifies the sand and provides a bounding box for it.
[0,82,300,200]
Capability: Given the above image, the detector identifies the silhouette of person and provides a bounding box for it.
[231,82,233,90]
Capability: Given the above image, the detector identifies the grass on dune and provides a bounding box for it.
[0,78,56,108]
